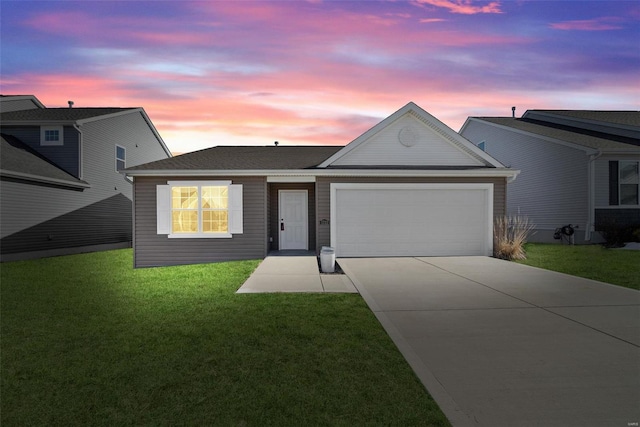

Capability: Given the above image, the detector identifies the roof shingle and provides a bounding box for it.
[0,108,137,122]
[127,146,344,171]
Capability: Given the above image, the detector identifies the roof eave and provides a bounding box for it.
[1,170,92,189]
[125,167,519,179]
[465,117,601,155]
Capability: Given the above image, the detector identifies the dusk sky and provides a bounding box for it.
[2,1,639,154]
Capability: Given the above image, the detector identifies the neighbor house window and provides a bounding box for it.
[477,141,486,151]
[156,181,243,238]
[620,161,639,205]
[40,126,63,146]
[610,160,639,206]
[116,145,126,171]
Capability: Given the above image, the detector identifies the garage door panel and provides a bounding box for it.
[332,184,492,257]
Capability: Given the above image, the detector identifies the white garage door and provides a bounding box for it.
[331,183,493,257]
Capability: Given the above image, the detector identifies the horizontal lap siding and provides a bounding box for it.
[134,176,267,267]
[315,176,506,252]
[462,121,589,237]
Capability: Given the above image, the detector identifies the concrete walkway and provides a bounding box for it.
[339,256,640,427]
[236,256,357,293]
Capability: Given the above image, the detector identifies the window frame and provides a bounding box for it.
[115,145,126,172]
[168,181,233,238]
[40,126,64,146]
[619,160,639,206]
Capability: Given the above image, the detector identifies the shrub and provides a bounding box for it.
[494,215,534,260]
[597,220,640,248]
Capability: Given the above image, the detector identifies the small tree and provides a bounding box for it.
[494,215,534,260]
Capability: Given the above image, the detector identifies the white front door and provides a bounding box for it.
[279,190,308,250]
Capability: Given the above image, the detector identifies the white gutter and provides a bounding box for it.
[125,167,520,179]
[586,150,603,241]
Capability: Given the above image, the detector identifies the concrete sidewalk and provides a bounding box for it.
[236,256,358,293]
[339,256,640,427]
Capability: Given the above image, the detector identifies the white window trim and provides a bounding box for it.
[40,126,63,146]
[159,180,243,239]
[116,144,126,172]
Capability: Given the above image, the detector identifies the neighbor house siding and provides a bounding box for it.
[133,176,267,267]
[1,112,171,260]
[81,111,171,201]
[462,120,589,243]
[315,176,506,252]
[268,183,316,251]
[0,125,81,177]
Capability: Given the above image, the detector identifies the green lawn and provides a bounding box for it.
[1,249,450,426]
[517,243,640,290]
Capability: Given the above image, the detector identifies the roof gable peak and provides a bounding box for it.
[319,102,503,168]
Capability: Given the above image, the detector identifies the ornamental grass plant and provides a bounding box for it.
[494,215,534,260]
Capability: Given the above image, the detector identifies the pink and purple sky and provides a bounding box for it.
[1,1,639,154]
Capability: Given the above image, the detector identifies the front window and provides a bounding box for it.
[620,161,639,205]
[171,185,228,234]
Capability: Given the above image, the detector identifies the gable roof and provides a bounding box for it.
[464,117,640,153]
[0,134,90,189]
[318,102,505,168]
[126,102,518,180]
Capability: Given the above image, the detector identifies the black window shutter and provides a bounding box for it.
[609,161,619,205]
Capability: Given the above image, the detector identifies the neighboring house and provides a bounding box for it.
[460,110,640,243]
[0,95,172,261]
[125,102,518,267]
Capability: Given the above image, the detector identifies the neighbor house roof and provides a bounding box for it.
[0,107,138,123]
[467,117,639,153]
[128,146,344,171]
[1,107,173,158]
[527,110,640,128]
[0,134,90,189]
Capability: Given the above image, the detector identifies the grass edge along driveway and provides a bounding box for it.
[517,243,640,290]
[1,249,450,426]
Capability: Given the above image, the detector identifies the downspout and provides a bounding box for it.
[586,150,602,241]
[73,124,83,180]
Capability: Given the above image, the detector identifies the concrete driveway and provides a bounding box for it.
[338,256,640,427]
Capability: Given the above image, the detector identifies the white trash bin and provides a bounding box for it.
[320,246,335,273]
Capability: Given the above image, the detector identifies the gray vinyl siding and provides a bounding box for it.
[315,176,506,252]
[1,111,170,258]
[0,125,81,177]
[133,176,267,267]
[462,121,589,242]
[81,111,171,201]
[268,183,316,251]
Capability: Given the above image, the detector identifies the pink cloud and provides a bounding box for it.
[550,17,623,31]
[415,0,502,15]
[420,18,447,23]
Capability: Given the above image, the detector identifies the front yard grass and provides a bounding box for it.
[517,243,640,290]
[1,249,450,426]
